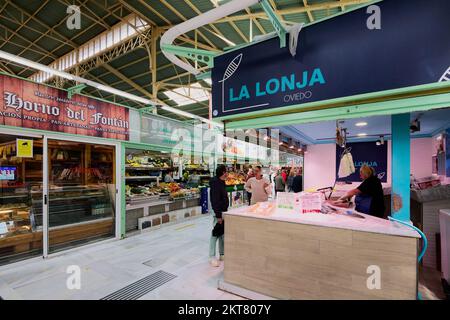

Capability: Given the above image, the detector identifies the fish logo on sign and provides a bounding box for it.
[440,66,450,82]
[215,54,243,116]
[377,172,386,180]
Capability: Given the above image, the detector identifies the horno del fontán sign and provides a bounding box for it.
[0,74,130,140]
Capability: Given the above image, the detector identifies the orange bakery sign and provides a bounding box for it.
[0,74,129,140]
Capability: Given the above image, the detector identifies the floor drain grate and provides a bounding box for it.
[101,270,177,300]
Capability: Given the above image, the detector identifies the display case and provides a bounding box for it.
[30,185,114,228]
[124,148,203,234]
[0,184,33,237]
[181,161,211,187]
[125,148,172,205]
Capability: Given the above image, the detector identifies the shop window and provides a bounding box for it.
[0,135,43,265]
[46,140,116,253]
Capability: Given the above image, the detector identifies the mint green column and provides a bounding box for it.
[391,113,410,222]
[120,143,126,238]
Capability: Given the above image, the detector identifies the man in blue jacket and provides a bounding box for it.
[209,165,229,267]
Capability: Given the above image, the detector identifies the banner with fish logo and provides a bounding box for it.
[211,0,450,119]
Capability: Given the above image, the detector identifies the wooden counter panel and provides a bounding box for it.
[224,215,418,300]
[0,232,42,249]
[49,219,114,245]
[0,219,114,253]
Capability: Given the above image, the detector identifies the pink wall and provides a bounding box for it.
[304,144,336,191]
[304,138,433,191]
[410,138,433,179]
[432,133,450,184]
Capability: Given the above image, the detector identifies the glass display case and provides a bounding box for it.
[0,135,43,265]
[124,147,203,233]
[30,185,114,228]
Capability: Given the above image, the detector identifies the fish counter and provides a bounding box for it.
[220,200,420,300]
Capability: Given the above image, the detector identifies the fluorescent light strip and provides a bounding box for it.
[0,50,221,128]
[0,51,74,81]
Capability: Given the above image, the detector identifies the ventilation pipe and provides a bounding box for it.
[160,0,260,76]
[161,0,304,75]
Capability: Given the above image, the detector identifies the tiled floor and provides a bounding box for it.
[419,266,446,300]
[0,215,242,300]
[0,215,445,300]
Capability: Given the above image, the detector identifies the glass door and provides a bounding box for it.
[0,134,43,265]
[46,139,116,253]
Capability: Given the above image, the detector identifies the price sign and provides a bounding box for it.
[16,139,33,158]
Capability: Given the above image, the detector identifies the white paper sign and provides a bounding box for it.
[276,192,300,213]
[0,222,8,235]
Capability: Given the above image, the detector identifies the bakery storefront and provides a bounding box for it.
[0,73,130,265]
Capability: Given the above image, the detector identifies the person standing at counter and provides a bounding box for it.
[291,168,303,193]
[274,170,285,195]
[245,166,271,204]
[281,169,287,184]
[337,165,385,218]
[287,168,296,192]
[245,168,254,205]
[164,170,174,183]
[209,165,229,267]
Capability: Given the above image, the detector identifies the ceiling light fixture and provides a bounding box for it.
[355,122,368,127]
[357,133,367,137]
[376,135,385,146]
[410,118,421,133]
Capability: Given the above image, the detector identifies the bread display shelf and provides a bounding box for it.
[0,219,114,252]
[0,194,29,199]
[125,166,171,170]
[125,176,159,180]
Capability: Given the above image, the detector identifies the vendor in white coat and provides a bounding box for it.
[245,166,272,205]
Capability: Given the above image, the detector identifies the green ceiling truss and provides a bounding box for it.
[0,0,375,121]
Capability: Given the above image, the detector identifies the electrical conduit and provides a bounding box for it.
[388,216,428,300]
[160,0,260,76]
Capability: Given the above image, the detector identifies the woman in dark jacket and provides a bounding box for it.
[209,165,229,267]
[287,168,296,192]
[291,168,303,193]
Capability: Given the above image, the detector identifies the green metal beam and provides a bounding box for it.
[216,80,450,122]
[161,44,217,68]
[67,84,87,99]
[138,106,156,115]
[196,71,211,81]
[259,0,288,48]
[224,92,450,129]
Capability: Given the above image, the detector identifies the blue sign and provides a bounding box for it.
[0,166,16,181]
[211,0,450,118]
[336,142,387,183]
